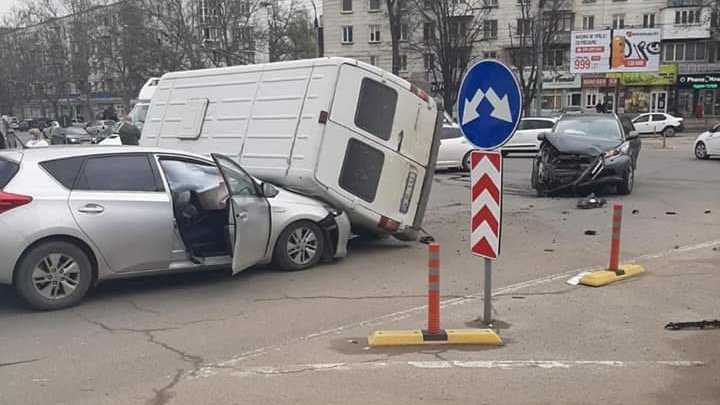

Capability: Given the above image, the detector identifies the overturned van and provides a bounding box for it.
[140,57,442,240]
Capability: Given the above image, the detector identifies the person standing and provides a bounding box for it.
[117,115,141,145]
[26,128,49,148]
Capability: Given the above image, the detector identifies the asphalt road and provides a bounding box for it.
[0,136,718,405]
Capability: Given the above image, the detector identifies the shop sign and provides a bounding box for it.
[606,64,677,86]
[581,76,618,88]
[677,73,720,89]
[543,72,581,89]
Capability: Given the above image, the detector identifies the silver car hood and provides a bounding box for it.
[270,187,328,209]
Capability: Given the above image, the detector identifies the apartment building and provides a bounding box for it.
[323,0,720,116]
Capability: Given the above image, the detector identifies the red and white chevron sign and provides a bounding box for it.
[471,151,502,259]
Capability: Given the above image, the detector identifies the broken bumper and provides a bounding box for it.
[542,154,632,193]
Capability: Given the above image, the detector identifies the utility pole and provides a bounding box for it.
[534,1,544,117]
[309,0,323,57]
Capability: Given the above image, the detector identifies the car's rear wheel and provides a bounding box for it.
[461,151,473,172]
[695,142,709,159]
[662,126,676,137]
[617,166,635,195]
[15,241,93,310]
[273,221,325,271]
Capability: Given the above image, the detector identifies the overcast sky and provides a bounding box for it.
[1,0,18,17]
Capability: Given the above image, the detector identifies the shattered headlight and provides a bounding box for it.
[604,142,630,159]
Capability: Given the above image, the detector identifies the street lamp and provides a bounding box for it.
[309,0,322,57]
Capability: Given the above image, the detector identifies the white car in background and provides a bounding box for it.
[436,124,474,171]
[694,123,720,159]
[631,113,684,137]
[501,117,556,156]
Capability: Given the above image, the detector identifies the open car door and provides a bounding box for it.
[211,154,271,275]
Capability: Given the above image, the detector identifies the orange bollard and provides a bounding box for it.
[609,204,623,272]
[427,242,441,335]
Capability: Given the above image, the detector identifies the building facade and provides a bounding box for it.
[323,0,720,116]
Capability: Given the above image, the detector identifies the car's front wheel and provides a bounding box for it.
[15,241,93,310]
[617,166,635,195]
[695,142,709,160]
[273,221,325,271]
[461,151,474,172]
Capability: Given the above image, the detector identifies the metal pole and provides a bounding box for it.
[484,258,492,325]
[534,2,544,117]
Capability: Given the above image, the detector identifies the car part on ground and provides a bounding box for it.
[576,193,606,209]
[665,320,720,330]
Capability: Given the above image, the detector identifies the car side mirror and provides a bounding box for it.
[537,132,548,142]
[627,130,640,140]
[261,182,279,198]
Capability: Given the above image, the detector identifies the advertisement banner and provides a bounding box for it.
[570,29,662,74]
[606,64,677,86]
[570,30,611,74]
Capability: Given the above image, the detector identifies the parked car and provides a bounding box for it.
[502,117,557,156]
[631,113,684,137]
[532,114,641,196]
[694,123,720,159]
[436,124,473,171]
[86,120,117,136]
[0,147,351,310]
[49,126,94,145]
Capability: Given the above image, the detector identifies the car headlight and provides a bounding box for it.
[67,137,79,143]
[604,142,630,159]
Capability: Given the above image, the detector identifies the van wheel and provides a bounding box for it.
[273,221,325,271]
[15,241,92,310]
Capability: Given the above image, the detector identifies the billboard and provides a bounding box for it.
[571,28,662,74]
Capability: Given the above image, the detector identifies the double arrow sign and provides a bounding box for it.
[462,87,513,126]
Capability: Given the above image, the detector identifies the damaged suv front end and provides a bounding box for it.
[531,114,641,196]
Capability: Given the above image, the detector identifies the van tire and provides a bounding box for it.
[273,221,325,271]
[15,241,92,310]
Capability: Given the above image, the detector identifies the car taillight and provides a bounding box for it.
[0,191,33,214]
[378,216,401,233]
[410,84,430,103]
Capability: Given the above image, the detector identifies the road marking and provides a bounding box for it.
[208,360,706,379]
[205,238,720,371]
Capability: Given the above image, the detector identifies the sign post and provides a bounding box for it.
[458,60,521,325]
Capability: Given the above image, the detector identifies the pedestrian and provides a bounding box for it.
[26,128,48,148]
[117,115,141,145]
[695,98,704,119]
[595,101,604,113]
[603,98,611,114]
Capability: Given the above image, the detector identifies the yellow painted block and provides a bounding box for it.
[368,330,424,346]
[580,264,645,287]
[446,329,504,346]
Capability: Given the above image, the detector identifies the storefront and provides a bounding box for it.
[607,64,677,114]
[540,72,582,113]
[581,76,618,112]
[676,73,720,117]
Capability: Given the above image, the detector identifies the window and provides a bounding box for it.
[399,54,408,71]
[424,53,434,70]
[634,115,649,123]
[612,14,625,29]
[440,127,462,139]
[159,159,222,194]
[582,16,594,30]
[547,49,565,67]
[369,55,379,66]
[651,114,666,121]
[40,157,84,189]
[369,25,381,42]
[483,51,497,59]
[213,155,259,197]
[355,78,398,140]
[342,26,353,43]
[484,20,498,39]
[483,0,498,6]
[76,155,159,192]
[0,157,19,188]
[423,22,435,43]
[643,14,655,28]
[400,24,409,41]
[675,9,701,25]
[339,139,384,202]
[516,19,532,36]
[369,0,381,11]
[342,0,352,12]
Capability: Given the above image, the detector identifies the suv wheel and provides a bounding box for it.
[15,241,93,310]
[273,221,325,271]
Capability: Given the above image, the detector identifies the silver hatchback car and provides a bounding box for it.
[0,147,350,310]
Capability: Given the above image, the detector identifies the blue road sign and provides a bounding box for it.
[458,59,523,150]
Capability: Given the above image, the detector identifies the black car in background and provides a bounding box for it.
[49,126,94,145]
[532,114,641,196]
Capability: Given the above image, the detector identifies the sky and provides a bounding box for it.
[0,0,18,16]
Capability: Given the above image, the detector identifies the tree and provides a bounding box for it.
[411,0,489,113]
[263,0,316,62]
[506,0,569,115]
[385,0,406,75]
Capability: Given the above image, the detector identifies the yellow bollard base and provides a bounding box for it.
[368,329,503,347]
[579,264,645,287]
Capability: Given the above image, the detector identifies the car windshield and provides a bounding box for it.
[554,118,622,140]
[128,104,148,130]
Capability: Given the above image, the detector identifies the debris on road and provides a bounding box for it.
[665,320,720,330]
[584,230,597,236]
[632,209,640,215]
[705,209,712,214]
[666,211,677,215]
[576,193,606,209]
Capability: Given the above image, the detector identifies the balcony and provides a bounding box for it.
[660,7,711,40]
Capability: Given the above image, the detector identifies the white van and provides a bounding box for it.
[141,57,442,240]
[128,77,160,131]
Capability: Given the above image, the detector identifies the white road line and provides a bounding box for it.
[208,360,706,379]
[209,238,720,370]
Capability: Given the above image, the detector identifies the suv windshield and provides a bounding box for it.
[554,117,622,140]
